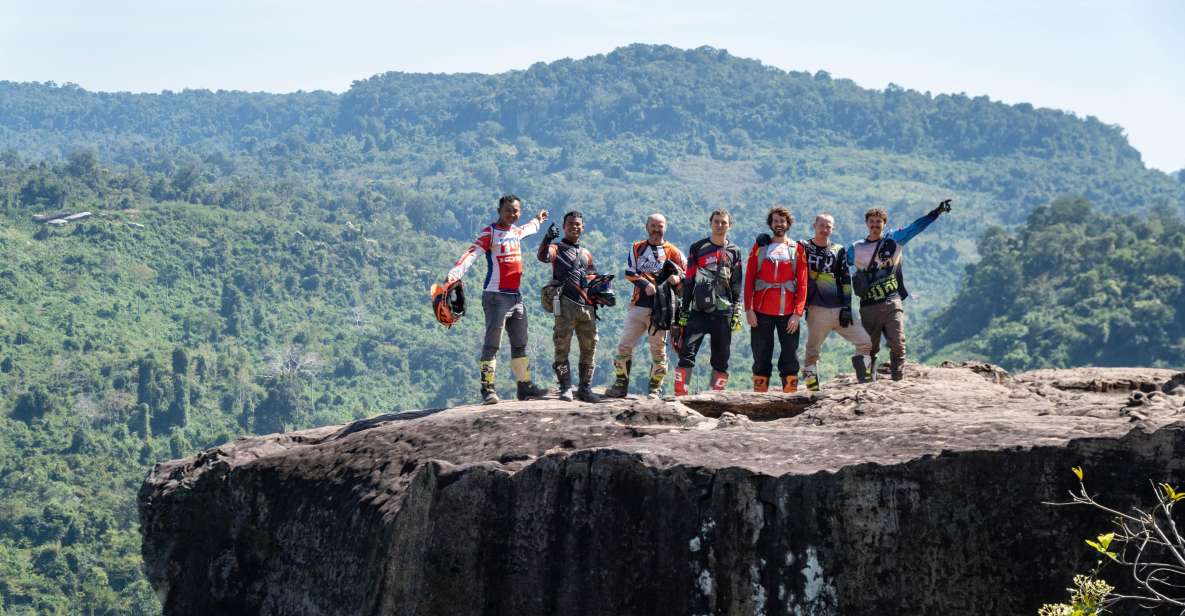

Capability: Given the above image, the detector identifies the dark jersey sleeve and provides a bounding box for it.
[682,240,700,310]
[728,244,743,312]
[836,245,853,308]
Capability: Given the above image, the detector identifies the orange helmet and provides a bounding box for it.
[430,280,466,328]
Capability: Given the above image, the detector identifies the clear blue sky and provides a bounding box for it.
[2,0,1181,172]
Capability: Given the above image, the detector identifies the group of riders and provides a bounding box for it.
[432,194,953,405]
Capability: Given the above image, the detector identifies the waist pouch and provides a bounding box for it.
[859,273,899,302]
[541,283,561,314]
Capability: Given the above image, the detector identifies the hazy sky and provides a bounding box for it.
[2,0,1181,172]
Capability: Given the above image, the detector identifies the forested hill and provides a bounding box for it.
[1,44,1184,615]
[340,45,1142,164]
[0,83,338,157]
[0,44,1157,167]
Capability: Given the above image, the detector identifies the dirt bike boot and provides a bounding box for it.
[604,357,631,398]
[710,370,728,391]
[803,365,820,391]
[479,359,498,405]
[752,375,769,392]
[674,367,691,397]
[781,374,798,393]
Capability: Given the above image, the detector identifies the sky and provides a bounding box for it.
[1,0,1182,172]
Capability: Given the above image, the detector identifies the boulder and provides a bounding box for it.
[140,364,1185,615]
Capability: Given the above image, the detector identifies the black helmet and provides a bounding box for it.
[430,280,466,328]
[654,259,681,286]
[586,274,616,307]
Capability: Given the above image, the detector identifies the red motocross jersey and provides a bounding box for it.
[743,240,809,317]
[448,219,542,293]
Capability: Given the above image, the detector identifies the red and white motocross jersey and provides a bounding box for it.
[448,219,542,293]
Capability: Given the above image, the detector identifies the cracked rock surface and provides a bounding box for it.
[140,363,1185,615]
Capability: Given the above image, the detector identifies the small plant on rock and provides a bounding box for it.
[1040,466,1185,615]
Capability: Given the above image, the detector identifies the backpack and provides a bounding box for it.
[752,233,798,279]
[690,244,733,313]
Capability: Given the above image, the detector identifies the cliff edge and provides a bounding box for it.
[140,363,1185,615]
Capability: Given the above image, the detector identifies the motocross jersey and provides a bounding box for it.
[448,219,542,293]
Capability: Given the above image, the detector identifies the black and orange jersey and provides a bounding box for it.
[624,240,685,308]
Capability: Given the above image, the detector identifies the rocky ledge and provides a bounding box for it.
[140,363,1185,615]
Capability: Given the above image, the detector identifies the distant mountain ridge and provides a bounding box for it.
[0,44,1150,168]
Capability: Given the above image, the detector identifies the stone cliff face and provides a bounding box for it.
[140,364,1185,616]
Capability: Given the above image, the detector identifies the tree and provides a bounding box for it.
[171,347,189,375]
[220,282,242,336]
[136,355,161,409]
[18,174,68,208]
[66,148,99,181]
[169,375,189,428]
[266,345,325,383]
[135,403,152,439]
[1042,466,1185,614]
[11,386,54,423]
[254,379,301,434]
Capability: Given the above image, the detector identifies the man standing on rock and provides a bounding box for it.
[604,213,685,399]
[537,211,601,403]
[744,207,809,392]
[446,194,551,405]
[847,200,951,381]
[801,213,873,389]
[674,209,743,396]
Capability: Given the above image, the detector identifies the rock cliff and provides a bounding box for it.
[140,363,1185,615]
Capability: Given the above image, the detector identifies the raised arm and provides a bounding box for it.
[889,208,941,246]
[446,229,491,282]
[536,223,559,263]
[519,210,548,238]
